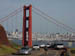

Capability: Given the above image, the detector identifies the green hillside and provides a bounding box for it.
[0,45,17,56]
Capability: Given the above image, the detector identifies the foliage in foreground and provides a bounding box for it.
[0,45,17,55]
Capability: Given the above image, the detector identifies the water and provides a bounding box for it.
[12,39,75,48]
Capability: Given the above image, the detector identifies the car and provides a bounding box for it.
[33,45,40,50]
[46,44,51,48]
[47,43,59,49]
[51,43,65,50]
[17,47,32,55]
[40,44,46,48]
[56,44,64,49]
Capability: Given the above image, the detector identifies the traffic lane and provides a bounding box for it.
[7,49,45,56]
[40,49,63,56]
[6,54,32,56]
[3,49,64,56]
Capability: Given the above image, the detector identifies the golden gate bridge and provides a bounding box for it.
[0,5,75,47]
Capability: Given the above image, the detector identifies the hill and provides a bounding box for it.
[0,24,10,46]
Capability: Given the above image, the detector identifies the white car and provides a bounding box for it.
[18,47,32,55]
[46,44,51,48]
[56,44,64,48]
[33,45,40,50]
[40,44,45,48]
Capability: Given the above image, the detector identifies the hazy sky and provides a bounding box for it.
[0,0,75,33]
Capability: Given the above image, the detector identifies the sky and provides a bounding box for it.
[0,0,75,33]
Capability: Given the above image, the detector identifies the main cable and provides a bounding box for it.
[33,6,75,32]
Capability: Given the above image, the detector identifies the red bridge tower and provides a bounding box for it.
[22,5,32,47]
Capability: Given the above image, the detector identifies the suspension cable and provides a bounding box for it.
[0,6,23,23]
[32,9,75,33]
[32,6,75,33]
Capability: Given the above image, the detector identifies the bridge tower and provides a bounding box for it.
[22,5,32,47]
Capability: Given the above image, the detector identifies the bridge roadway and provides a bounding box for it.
[3,48,64,56]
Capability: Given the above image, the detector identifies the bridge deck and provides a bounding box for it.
[4,48,64,56]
